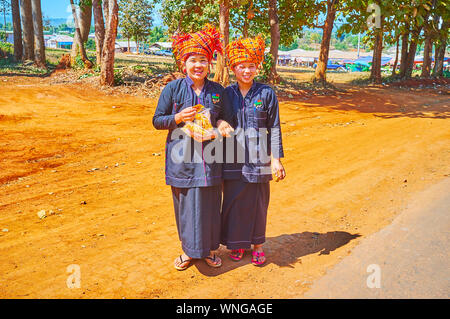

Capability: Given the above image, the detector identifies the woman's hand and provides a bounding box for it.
[175,107,197,124]
[217,120,234,137]
[271,158,286,182]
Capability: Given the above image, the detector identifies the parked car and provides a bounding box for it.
[313,60,348,72]
[154,49,172,56]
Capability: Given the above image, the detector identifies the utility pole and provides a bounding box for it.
[357,32,361,58]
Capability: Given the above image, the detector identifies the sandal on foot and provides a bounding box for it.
[205,254,222,268]
[251,251,266,266]
[174,255,192,271]
[229,249,245,261]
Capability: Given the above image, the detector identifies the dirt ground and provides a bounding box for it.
[0,73,449,299]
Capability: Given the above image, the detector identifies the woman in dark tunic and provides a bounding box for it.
[153,24,233,271]
[221,36,286,266]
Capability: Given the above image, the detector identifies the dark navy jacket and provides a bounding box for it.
[153,76,227,188]
[223,81,284,183]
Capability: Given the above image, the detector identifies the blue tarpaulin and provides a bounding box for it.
[350,56,392,66]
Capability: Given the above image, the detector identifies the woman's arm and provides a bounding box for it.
[216,89,235,137]
[266,88,284,160]
[153,83,196,130]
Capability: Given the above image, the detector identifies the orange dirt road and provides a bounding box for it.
[0,75,449,298]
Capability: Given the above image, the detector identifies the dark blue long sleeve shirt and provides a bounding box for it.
[153,76,227,188]
[222,81,284,183]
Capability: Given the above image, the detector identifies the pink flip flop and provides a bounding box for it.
[251,251,266,266]
[229,249,245,261]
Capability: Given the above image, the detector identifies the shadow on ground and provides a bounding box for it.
[194,231,361,276]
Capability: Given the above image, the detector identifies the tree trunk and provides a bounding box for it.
[11,0,23,61]
[268,0,281,84]
[370,14,383,84]
[19,0,34,61]
[391,35,400,77]
[314,0,338,84]
[92,0,105,66]
[100,0,118,86]
[70,0,92,68]
[103,0,110,28]
[242,18,249,38]
[421,30,432,77]
[31,0,46,68]
[399,30,409,78]
[432,20,448,77]
[213,0,230,87]
[80,2,92,43]
[404,27,421,78]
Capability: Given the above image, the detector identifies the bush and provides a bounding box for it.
[114,68,124,85]
[256,53,273,83]
[0,41,13,54]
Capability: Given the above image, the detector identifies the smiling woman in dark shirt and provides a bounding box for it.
[221,36,286,266]
[153,24,233,271]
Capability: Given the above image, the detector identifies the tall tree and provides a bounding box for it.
[160,0,219,34]
[19,0,34,61]
[92,0,105,66]
[70,0,92,67]
[432,0,450,77]
[313,0,340,84]
[213,0,230,86]
[268,0,281,83]
[31,0,45,67]
[79,0,92,43]
[433,19,449,77]
[118,0,153,54]
[0,0,10,35]
[11,0,23,61]
[421,0,436,77]
[100,0,119,86]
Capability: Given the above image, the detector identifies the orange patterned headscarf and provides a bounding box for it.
[226,36,265,69]
[172,24,223,70]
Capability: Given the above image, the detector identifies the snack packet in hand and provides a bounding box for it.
[182,104,216,142]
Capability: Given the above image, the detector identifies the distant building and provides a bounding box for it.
[115,41,137,53]
[149,41,172,51]
[44,35,74,49]
[4,31,14,44]
[3,31,73,49]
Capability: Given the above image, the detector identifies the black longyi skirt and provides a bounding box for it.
[220,179,270,250]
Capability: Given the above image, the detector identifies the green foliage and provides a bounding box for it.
[119,0,153,43]
[0,30,7,42]
[85,38,96,51]
[0,41,13,54]
[256,52,273,83]
[114,68,125,85]
[160,0,219,34]
[148,26,169,43]
[74,55,85,70]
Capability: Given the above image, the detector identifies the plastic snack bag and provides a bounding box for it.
[182,104,216,142]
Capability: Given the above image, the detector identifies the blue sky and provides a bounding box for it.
[39,0,162,25]
[41,1,72,19]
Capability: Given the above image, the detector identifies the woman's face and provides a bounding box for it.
[233,62,258,84]
[184,54,209,81]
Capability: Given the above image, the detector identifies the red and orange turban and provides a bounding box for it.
[172,24,223,69]
[225,36,265,69]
